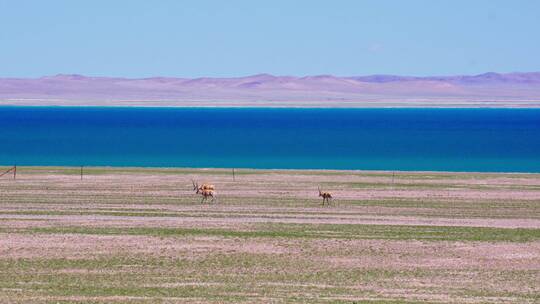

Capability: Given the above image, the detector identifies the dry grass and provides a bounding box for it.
[0,166,539,303]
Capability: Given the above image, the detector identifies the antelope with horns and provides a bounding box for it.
[192,180,215,192]
[192,180,216,203]
[318,186,332,205]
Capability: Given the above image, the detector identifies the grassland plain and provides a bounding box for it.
[0,166,539,303]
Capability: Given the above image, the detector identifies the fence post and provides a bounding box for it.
[232,168,235,181]
[13,165,16,180]
[80,166,83,180]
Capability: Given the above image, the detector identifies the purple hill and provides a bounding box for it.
[1,72,539,106]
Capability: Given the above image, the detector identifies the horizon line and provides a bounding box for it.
[2,71,540,80]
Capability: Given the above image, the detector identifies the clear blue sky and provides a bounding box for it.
[1,0,539,78]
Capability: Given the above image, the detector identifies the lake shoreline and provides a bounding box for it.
[2,99,540,108]
[2,165,540,176]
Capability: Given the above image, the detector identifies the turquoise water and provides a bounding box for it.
[0,106,539,172]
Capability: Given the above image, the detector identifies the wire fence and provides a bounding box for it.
[0,166,16,179]
[0,166,240,182]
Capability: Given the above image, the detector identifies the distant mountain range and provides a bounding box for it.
[1,72,540,107]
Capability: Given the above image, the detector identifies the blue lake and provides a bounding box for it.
[0,106,539,172]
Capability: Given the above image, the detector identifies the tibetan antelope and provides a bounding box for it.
[192,180,214,192]
[318,186,332,205]
[192,180,216,203]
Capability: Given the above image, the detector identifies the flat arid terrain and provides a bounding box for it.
[1,167,539,303]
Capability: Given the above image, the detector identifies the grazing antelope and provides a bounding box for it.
[318,186,332,205]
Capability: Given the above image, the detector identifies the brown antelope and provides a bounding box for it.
[318,186,332,205]
[192,180,216,203]
[192,180,214,192]
[197,188,215,203]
